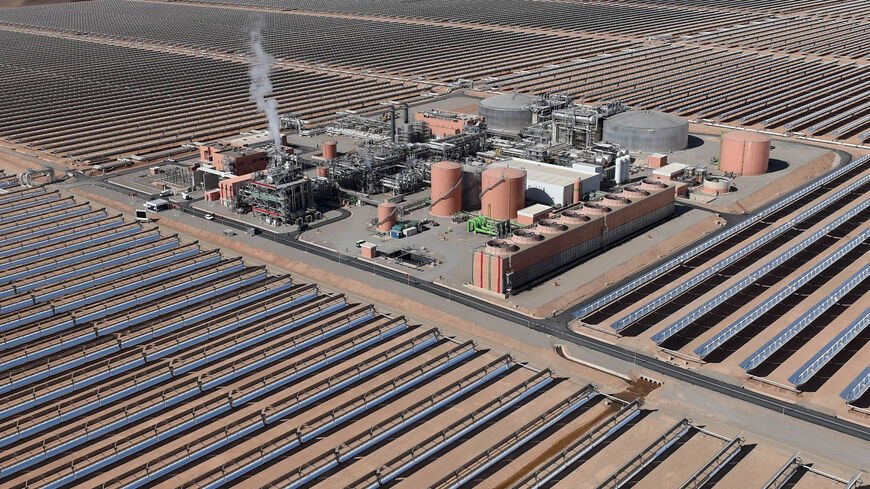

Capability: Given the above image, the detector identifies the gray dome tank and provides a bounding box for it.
[603,110,688,153]
[478,93,534,135]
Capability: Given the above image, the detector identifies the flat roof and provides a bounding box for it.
[654,162,687,175]
[493,157,596,187]
[518,203,552,217]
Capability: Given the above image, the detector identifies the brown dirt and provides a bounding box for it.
[490,378,659,489]
[726,151,837,214]
[612,378,661,402]
[491,403,621,489]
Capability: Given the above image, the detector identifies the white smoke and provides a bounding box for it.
[248,24,282,151]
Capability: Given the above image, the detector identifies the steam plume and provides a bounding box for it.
[248,24,282,151]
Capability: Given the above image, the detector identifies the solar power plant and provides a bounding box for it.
[1,0,870,166]
[0,1,869,487]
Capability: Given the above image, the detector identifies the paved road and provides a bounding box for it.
[91,172,870,444]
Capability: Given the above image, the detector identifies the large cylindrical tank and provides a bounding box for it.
[478,93,534,135]
[377,202,397,232]
[720,131,770,176]
[481,167,526,220]
[603,110,688,153]
[430,161,463,216]
[323,141,338,159]
[316,166,329,178]
[461,166,483,212]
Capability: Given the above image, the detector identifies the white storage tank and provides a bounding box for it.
[478,93,534,136]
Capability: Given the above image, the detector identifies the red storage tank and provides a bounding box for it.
[481,167,526,220]
[316,166,329,178]
[377,202,397,232]
[323,141,338,160]
[720,131,770,176]
[430,161,463,216]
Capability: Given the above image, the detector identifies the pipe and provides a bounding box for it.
[391,106,397,143]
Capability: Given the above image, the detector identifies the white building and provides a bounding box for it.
[491,157,600,206]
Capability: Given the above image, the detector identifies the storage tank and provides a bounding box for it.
[461,166,483,211]
[719,131,770,176]
[478,93,534,135]
[377,202,397,232]
[481,167,526,220]
[430,161,463,216]
[603,110,689,153]
[316,166,329,178]
[323,141,338,159]
[512,229,545,245]
[615,156,630,184]
[485,239,518,256]
[702,176,731,195]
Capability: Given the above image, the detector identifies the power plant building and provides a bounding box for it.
[492,158,601,206]
[472,180,677,295]
[415,110,485,139]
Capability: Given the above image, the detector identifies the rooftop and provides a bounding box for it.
[492,157,597,187]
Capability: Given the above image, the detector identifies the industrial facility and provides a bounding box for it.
[0,0,868,487]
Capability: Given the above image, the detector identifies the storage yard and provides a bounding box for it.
[0,0,869,487]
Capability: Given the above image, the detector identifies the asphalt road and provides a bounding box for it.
[92,173,870,443]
